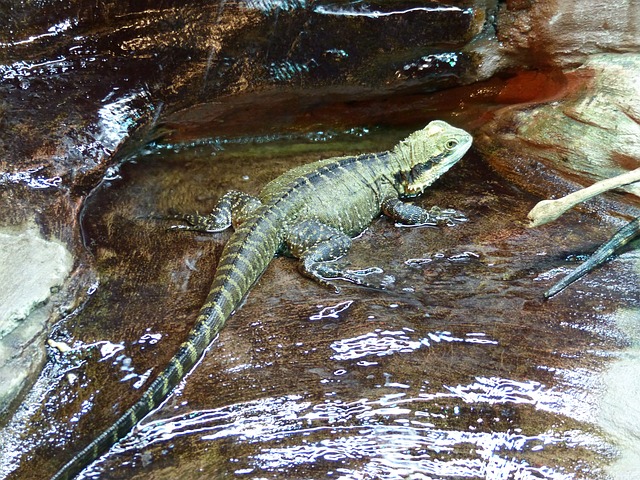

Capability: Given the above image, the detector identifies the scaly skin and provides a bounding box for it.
[51,120,472,479]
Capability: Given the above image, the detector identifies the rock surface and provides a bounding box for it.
[498,0,640,68]
[1,0,640,476]
[475,53,640,218]
[0,223,73,416]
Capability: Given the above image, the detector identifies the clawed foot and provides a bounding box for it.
[383,198,467,227]
[169,213,223,232]
[429,206,467,225]
[307,262,395,292]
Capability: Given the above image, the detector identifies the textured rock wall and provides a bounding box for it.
[498,0,640,68]
[474,2,640,213]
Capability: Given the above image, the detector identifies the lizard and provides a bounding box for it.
[50,120,472,479]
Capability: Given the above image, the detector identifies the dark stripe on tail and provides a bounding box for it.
[51,213,280,480]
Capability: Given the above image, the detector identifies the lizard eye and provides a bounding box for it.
[445,139,459,150]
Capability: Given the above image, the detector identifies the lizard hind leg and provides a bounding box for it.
[286,220,393,292]
[170,190,262,233]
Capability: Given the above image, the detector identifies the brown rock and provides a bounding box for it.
[476,53,640,217]
[498,0,640,68]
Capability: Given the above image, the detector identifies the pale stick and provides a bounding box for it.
[527,168,640,228]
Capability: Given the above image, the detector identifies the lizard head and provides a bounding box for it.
[393,120,472,197]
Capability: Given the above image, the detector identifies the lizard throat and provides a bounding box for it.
[396,153,451,196]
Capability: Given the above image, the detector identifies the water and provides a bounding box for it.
[599,306,640,479]
[1,122,638,479]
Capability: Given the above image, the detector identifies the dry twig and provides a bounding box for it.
[527,168,640,227]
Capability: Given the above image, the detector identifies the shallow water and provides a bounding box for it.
[1,125,639,479]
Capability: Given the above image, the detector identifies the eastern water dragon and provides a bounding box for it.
[50,120,472,479]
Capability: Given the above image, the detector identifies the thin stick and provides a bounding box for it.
[527,168,640,228]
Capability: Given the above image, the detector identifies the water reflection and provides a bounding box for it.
[147,126,373,155]
[310,301,355,321]
[330,329,497,361]
[252,430,576,479]
[0,57,74,82]
[113,384,603,480]
[0,166,62,189]
[0,19,76,47]
[443,376,565,410]
[96,88,152,153]
[313,5,470,18]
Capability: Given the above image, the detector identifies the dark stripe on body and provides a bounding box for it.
[271,153,389,208]
[52,151,397,480]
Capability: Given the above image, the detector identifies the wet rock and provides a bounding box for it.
[0,1,495,175]
[479,3,640,216]
[0,222,73,417]
[475,53,640,216]
[0,0,501,420]
[1,0,639,476]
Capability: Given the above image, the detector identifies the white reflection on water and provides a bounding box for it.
[310,301,354,321]
[313,5,468,18]
[96,89,150,153]
[119,381,604,479]
[0,19,76,47]
[0,56,74,81]
[0,166,62,189]
[330,328,497,361]
[117,394,310,451]
[252,428,576,480]
[443,377,558,407]
[105,314,611,478]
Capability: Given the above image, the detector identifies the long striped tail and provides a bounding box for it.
[545,216,640,298]
[51,214,280,479]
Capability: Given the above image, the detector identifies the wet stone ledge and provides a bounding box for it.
[0,0,498,424]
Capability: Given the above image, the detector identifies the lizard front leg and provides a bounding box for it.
[285,220,391,292]
[381,197,465,226]
[171,190,262,232]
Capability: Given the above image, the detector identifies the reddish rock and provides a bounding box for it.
[475,53,640,217]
